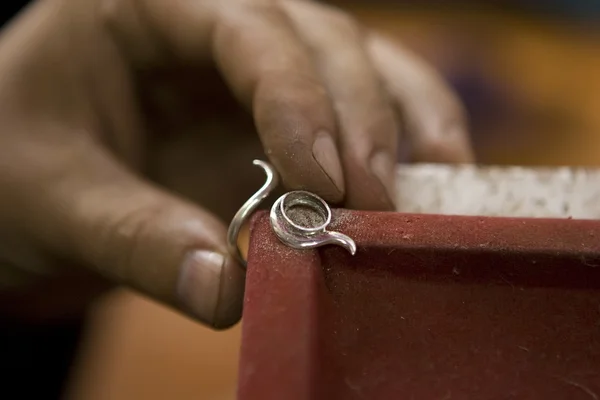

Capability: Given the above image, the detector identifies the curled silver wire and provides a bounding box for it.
[227,160,279,267]
[227,159,356,268]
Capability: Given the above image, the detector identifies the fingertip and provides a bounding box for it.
[411,122,475,164]
[176,250,244,329]
[212,255,246,329]
[253,74,345,204]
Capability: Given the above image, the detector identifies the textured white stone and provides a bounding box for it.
[395,164,600,219]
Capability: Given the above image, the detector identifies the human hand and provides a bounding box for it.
[0,0,472,328]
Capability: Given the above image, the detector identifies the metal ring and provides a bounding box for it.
[227,159,357,269]
[270,191,356,255]
[227,160,279,268]
[279,191,331,234]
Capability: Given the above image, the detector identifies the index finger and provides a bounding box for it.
[211,3,346,203]
[103,0,347,203]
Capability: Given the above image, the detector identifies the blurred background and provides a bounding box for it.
[5,1,600,399]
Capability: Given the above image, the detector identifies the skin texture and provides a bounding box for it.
[0,0,473,329]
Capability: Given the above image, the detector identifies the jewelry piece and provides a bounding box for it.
[227,160,279,267]
[227,159,357,268]
[270,190,356,254]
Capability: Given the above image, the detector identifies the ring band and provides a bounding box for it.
[227,160,357,269]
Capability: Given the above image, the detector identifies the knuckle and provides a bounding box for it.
[97,201,166,283]
[256,72,329,115]
[254,73,333,139]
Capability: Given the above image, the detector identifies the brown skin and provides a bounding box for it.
[0,0,473,328]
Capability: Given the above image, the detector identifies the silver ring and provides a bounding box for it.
[270,190,356,255]
[227,160,356,269]
[227,160,279,268]
[280,191,331,234]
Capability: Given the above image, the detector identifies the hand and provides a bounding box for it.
[0,0,472,328]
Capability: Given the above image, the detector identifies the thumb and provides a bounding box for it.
[18,136,244,330]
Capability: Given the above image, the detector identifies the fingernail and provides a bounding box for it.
[312,132,345,197]
[176,250,225,326]
[370,151,397,210]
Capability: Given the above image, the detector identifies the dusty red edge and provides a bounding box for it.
[237,210,600,400]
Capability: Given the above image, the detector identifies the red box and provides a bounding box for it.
[238,210,600,399]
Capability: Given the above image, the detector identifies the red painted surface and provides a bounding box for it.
[238,210,600,399]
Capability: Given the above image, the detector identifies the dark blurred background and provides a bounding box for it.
[329,0,600,167]
[1,1,598,400]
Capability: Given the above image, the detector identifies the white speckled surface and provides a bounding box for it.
[395,164,600,219]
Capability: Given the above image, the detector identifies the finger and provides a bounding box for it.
[366,33,475,163]
[281,0,398,210]
[105,0,347,204]
[282,1,398,210]
[210,2,346,203]
[13,135,244,330]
